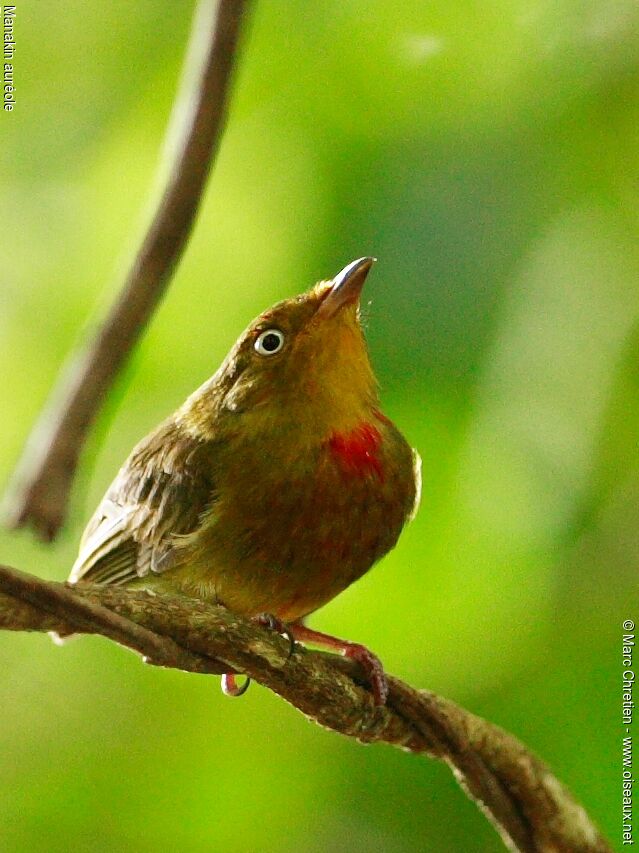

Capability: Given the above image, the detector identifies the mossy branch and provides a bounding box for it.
[0,563,610,853]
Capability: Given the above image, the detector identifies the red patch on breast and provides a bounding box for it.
[328,422,384,480]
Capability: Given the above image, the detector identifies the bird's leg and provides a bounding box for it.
[290,623,388,706]
[220,613,295,698]
[221,618,387,704]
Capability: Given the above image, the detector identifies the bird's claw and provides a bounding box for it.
[254,612,296,659]
[289,624,388,705]
[342,643,388,706]
[221,672,251,697]
[221,613,295,700]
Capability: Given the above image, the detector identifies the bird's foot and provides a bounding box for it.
[290,624,388,706]
[254,612,296,659]
[221,673,250,697]
[220,613,295,699]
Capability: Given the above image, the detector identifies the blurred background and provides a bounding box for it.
[1,1,637,850]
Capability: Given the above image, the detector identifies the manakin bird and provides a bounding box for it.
[69,258,421,704]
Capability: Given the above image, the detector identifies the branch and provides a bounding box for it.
[0,564,610,853]
[2,0,251,541]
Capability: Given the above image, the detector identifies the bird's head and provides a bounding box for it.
[181,258,379,443]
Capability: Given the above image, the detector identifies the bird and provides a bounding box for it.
[69,258,421,704]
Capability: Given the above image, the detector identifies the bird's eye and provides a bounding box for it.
[254,328,285,356]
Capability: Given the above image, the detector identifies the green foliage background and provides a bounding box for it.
[2,2,638,850]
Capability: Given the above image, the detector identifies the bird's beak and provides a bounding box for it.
[316,257,376,319]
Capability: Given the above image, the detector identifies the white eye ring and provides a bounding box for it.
[254,328,285,356]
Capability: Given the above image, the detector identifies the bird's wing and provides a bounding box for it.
[69,422,215,586]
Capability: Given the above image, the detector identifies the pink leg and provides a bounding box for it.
[291,623,388,706]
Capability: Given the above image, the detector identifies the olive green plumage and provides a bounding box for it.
[70,258,420,626]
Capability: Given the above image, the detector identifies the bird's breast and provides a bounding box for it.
[178,412,417,621]
[327,421,385,481]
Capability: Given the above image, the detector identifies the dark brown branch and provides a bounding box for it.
[2,0,251,541]
[0,564,611,853]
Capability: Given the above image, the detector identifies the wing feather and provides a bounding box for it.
[69,420,215,586]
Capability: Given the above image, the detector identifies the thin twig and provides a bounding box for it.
[2,0,251,540]
[0,564,611,853]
